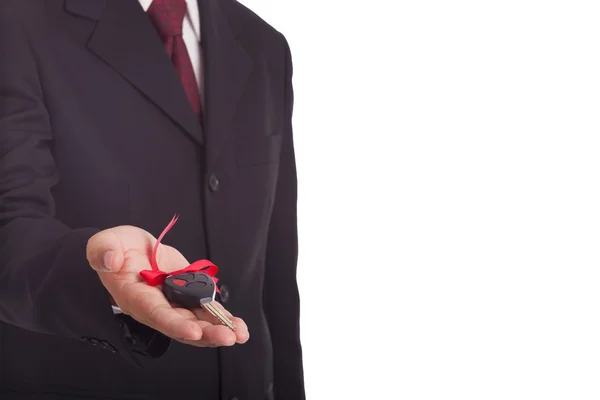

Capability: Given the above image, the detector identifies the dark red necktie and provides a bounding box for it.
[147,0,203,119]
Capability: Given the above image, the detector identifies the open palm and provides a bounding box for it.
[87,225,248,347]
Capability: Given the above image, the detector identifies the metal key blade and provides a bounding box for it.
[202,301,236,331]
[162,271,236,331]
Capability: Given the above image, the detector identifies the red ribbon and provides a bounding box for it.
[139,214,220,293]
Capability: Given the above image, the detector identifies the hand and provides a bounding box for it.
[86,225,249,347]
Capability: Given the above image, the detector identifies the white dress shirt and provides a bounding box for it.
[112,0,203,315]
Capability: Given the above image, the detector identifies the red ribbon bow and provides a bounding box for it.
[139,214,220,293]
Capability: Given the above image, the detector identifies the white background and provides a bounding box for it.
[238,1,600,399]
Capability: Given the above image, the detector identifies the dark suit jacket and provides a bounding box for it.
[0,0,304,399]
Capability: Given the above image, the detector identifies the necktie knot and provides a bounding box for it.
[147,0,187,37]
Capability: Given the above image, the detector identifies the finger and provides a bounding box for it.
[130,288,203,341]
[86,229,126,273]
[192,307,249,344]
[175,338,218,348]
[169,309,233,347]
[168,307,248,347]
[180,324,237,347]
[148,304,204,341]
[203,303,249,343]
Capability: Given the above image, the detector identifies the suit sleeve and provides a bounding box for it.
[262,37,306,400]
[0,6,164,365]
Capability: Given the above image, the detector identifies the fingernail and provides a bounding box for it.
[102,251,114,271]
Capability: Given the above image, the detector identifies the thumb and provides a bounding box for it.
[86,229,125,273]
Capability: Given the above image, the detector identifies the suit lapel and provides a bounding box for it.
[64,0,204,146]
[198,0,253,165]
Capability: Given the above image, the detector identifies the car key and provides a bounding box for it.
[162,271,236,330]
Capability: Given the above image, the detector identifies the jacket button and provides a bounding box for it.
[219,284,230,303]
[209,174,220,192]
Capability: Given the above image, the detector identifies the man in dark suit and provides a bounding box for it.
[0,0,304,399]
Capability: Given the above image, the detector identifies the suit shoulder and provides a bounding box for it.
[225,0,288,47]
[0,0,62,24]
[0,0,26,16]
[0,0,53,13]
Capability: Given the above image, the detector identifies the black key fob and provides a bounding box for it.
[162,272,216,309]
